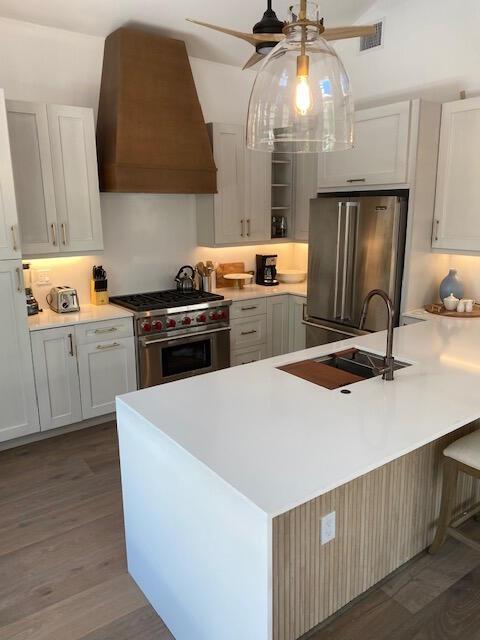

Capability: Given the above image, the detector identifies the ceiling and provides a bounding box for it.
[0,0,377,67]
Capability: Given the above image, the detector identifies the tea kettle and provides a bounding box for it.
[175,265,195,292]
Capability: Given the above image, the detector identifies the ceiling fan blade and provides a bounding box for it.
[250,32,285,43]
[186,19,258,46]
[323,25,376,41]
[243,52,265,69]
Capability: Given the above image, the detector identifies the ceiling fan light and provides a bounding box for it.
[246,29,354,153]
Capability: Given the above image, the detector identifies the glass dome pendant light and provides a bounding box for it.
[246,0,354,153]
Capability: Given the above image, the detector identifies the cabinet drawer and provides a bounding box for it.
[230,298,266,319]
[75,317,133,344]
[231,344,267,366]
[231,316,267,349]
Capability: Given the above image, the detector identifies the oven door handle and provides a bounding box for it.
[141,326,231,346]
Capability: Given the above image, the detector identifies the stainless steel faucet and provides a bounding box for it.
[359,289,395,381]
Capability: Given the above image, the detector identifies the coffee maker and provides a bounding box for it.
[255,254,279,286]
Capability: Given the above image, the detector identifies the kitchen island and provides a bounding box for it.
[116,316,480,640]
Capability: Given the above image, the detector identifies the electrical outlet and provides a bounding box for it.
[320,511,336,545]
[35,269,52,285]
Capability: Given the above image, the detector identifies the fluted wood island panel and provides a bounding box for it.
[272,422,480,640]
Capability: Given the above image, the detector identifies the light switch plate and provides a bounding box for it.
[35,269,52,285]
[321,511,336,545]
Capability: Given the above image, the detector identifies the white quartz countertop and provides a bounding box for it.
[28,303,133,331]
[215,281,306,301]
[119,313,480,518]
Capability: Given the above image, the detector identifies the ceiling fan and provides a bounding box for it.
[187,1,376,69]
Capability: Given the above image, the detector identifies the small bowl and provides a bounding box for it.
[276,269,307,284]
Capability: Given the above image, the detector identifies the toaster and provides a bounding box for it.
[46,286,80,313]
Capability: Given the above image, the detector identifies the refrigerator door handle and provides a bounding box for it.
[340,204,350,320]
[342,202,359,322]
[334,202,344,320]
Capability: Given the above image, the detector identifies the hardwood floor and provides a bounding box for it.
[0,421,173,639]
[0,422,479,640]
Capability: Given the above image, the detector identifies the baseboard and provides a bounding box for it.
[0,413,116,451]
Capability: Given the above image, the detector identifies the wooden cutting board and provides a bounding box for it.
[216,262,246,288]
[278,358,366,390]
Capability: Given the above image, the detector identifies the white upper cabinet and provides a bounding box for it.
[47,104,103,252]
[244,148,271,242]
[318,101,411,189]
[0,90,21,260]
[0,260,39,442]
[432,97,480,251]
[197,123,271,246]
[7,100,103,256]
[7,101,58,255]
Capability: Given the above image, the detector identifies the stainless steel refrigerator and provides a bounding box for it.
[305,192,408,347]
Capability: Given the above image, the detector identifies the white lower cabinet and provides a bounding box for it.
[230,294,306,366]
[0,260,39,442]
[31,318,136,431]
[288,296,307,353]
[31,327,82,430]
[266,295,290,357]
[231,345,267,366]
[77,336,136,419]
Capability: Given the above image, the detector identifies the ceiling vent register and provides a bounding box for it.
[360,21,383,51]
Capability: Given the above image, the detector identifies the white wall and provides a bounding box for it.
[338,0,480,107]
[0,16,298,304]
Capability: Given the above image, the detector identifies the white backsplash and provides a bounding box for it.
[26,193,303,309]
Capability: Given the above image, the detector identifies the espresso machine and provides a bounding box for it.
[23,263,40,315]
[255,254,279,286]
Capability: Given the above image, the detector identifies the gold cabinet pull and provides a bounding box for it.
[10,226,18,252]
[51,223,57,246]
[61,223,67,245]
[96,342,121,350]
[94,327,118,334]
[246,219,251,237]
[15,267,23,292]
[240,219,244,237]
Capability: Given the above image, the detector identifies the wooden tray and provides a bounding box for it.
[425,303,480,318]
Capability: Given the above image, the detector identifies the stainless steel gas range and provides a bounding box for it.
[110,290,231,388]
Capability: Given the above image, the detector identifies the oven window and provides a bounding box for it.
[162,339,212,378]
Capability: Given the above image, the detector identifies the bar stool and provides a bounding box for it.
[430,429,480,554]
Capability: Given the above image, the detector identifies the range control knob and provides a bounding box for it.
[153,320,163,331]
[182,316,192,326]
[210,311,219,321]
[167,318,176,328]
[142,321,152,333]
[197,314,207,323]
[218,310,226,320]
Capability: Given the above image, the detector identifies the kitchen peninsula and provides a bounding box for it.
[116,316,480,640]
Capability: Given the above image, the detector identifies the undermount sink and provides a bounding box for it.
[278,347,411,390]
[314,348,410,380]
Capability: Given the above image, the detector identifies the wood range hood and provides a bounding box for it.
[96,27,217,194]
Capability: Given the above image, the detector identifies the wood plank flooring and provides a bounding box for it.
[1,422,479,640]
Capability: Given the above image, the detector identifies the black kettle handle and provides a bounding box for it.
[175,265,195,280]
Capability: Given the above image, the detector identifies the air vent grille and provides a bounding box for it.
[360,21,383,51]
